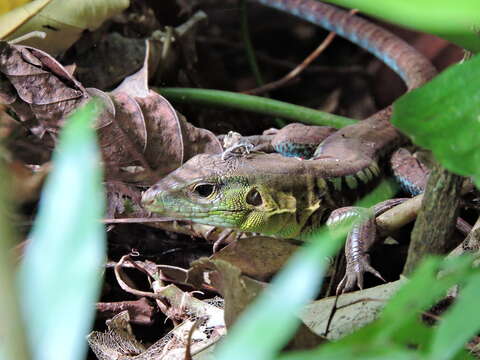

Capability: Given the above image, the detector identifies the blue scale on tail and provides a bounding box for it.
[274,141,317,158]
[394,175,423,197]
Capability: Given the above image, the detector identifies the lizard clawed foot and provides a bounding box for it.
[221,131,255,160]
[336,254,385,294]
[328,204,395,294]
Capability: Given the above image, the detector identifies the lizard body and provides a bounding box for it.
[142,0,437,290]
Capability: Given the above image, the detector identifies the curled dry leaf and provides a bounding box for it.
[0,39,222,185]
[0,41,87,136]
[110,40,222,180]
[87,311,146,359]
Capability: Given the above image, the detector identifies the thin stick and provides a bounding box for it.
[244,9,358,96]
[8,31,46,44]
[245,31,336,95]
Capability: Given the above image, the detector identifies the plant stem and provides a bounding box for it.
[403,162,464,275]
[156,87,356,128]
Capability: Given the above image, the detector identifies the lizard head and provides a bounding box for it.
[142,153,317,237]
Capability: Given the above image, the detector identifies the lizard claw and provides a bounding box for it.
[212,228,234,252]
[336,255,385,294]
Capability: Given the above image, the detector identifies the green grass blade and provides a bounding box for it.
[18,101,106,360]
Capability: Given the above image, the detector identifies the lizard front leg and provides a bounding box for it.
[328,149,431,293]
[220,123,337,159]
[327,199,408,293]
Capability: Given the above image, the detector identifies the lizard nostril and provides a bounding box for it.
[143,198,154,206]
[141,190,156,207]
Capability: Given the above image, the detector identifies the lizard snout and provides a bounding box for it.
[141,185,162,210]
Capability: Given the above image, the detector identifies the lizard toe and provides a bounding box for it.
[337,258,385,294]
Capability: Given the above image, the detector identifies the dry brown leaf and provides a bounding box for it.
[212,236,300,281]
[110,41,221,179]
[187,258,265,328]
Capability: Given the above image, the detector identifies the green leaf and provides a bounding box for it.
[391,54,480,188]
[427,272,480,360]
[323,0,480,52]
[18,101,105,360]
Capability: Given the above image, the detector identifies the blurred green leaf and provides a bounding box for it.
[391,54,480,188]
[214,227,345,360]
[18,101,105,360]
[0,153,29,359]
[376,256,474,347]
[280,256,477,360]
[280,344,419,360]
[427,272,480,359]
[323,0,480,52]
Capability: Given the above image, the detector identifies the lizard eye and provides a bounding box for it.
[193,183,216,198]
[246,188,263,206]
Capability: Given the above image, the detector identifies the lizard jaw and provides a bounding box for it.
[141,184,244,228]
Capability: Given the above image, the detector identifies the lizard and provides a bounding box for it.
[141,0,438,292]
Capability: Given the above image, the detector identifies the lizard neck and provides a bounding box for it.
[259,160,384,239]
